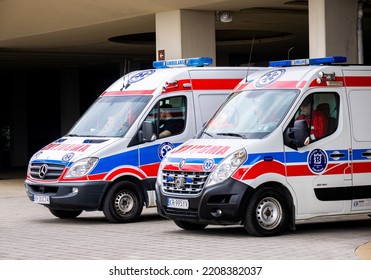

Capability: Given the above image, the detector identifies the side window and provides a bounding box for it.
[292,92,339,145]
[144,96,187,139]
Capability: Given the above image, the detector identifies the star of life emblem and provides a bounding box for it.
[255,69,286,88]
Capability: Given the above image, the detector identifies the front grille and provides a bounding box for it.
[28,185,59,194]
[164,207,198,217]
[29,163,65,180]
[161,170,209,195]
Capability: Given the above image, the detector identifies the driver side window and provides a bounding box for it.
[144,96,187,139]
[291,92,339,146]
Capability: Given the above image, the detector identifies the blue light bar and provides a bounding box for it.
[153,57,213,69]
[269,56,347,67]
[309,56,347,65]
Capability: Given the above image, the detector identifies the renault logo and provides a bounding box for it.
[174,177,185,189]
[39,164,48,179]
[179,159,186,170]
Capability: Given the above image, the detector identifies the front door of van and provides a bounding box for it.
[348,89,371,212]
[136,93,195,188]
[284,90,352,216]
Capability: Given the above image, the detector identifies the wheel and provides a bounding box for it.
[103,181,143,223]
[173,220,207,230]
[49,208,82,219]
[244,187,288,237]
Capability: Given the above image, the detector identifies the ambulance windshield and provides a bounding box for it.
[204,89,298,139]
[68,95,151,137]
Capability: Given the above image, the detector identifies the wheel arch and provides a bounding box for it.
[98,175,146,211]
[244,181,296,230]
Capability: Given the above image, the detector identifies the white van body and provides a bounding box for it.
[25,57,263,222]
[156,56,371,236]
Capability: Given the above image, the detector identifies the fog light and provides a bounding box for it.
[72,187,79,194]
[211,209,222,217]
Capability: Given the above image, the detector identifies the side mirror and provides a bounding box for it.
[289,119,310,148]
[139,121,156,143]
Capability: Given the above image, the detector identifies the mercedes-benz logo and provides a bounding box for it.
[39,164,48,179]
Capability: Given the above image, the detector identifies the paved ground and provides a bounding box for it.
[0,169,370,260]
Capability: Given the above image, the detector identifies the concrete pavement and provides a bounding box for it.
[0,168,370,260]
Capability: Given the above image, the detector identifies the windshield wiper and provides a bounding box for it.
[216,132,245,139]
[202,131,215,138]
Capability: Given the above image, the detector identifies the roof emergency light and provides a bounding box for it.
[269,56,347,67]
[153,57,213,69]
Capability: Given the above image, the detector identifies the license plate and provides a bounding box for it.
[34,195,50,205]
[167,198,189,209]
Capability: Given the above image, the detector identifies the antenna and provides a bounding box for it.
[245,37,255,82]
[288,47,294,60]
[121,59,131,91]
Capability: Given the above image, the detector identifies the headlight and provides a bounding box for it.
[205,148,247,187]
[64,157,99,178]
[156,157,168,187]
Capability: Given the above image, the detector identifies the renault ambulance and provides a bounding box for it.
[156,56,371,236]
[25,57,263,222]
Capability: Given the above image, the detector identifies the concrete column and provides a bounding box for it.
[155,10,216,65]
[60,70,80,135]
[309,0,358,63]
[11,75,28,167]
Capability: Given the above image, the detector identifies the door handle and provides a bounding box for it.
[330,152,345,159]
[361,151,371,158]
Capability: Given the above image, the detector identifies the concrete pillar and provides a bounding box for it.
[60,70,80,135]
[155,10,216,65]
[309,0,358,63]
[11,75,28,167]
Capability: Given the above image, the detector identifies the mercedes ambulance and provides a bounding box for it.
[25,57,263,222]
[156,56,371,236]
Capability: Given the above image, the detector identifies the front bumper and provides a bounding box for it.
[156,177,252,225]
[25,179,110,211]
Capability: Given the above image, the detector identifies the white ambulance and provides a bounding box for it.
[156,56,371,236]
[25,57,263,222]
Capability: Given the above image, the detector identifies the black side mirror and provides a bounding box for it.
[289,119,310,148]
[139,121,156,143]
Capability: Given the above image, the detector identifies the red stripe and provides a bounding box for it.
[264,81,305,89]
[191,79,242,90]
[140,163,160,177]
[162,78,242,94]
[105,167,146,181]
[88,173,107,180]
[309,77,345,87]
[344,76,371,87]
[241,161,286,180]
[353,162,371,173]
[163,164,205,172]
[236,80,307,90]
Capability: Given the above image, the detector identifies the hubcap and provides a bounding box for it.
[256,197,282,230]
[114,191,135,216]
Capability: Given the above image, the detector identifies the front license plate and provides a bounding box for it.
[34,195,50,205]
[167,198,189,209]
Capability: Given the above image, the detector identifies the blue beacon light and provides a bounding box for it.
[153,57,213,69]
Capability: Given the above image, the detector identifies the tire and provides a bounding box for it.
[103,181,143,223]
[49,209,82,219]
[244,187,288,237]
[173,220,207,230]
